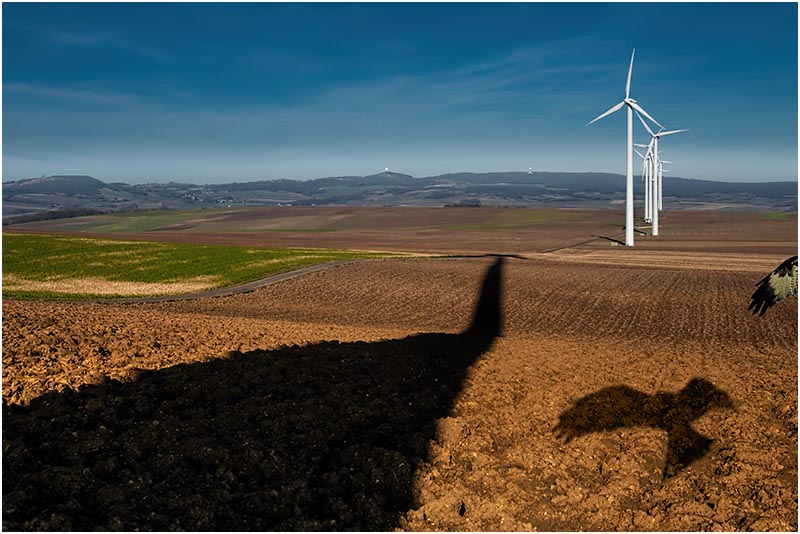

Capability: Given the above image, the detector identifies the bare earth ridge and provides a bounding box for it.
[2,208,797,531]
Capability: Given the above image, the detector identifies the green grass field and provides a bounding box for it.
[2,233,401,300]
[758,211,790,221]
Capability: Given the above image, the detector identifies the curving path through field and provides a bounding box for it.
[103,253,519,304]
[107,259,361,304]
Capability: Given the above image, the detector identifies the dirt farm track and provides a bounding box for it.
[2,207,798,531]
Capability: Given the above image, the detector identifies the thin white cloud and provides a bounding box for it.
[5,83,140,105]
[8,21,173,62]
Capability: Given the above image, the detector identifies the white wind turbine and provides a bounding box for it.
[588,49,662,247]
[633,141,653,221]
[635,134,664,235]
[636,113,688,230]
[644,141,661,234]
[634,141,656,224]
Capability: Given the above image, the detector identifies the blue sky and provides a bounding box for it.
[2,2,798,183]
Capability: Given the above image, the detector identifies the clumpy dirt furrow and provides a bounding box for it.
[3,255,796,531]
[155,256,797,347]
[401,333,796,531]
[5,257,794,406]
[1,300,415,407]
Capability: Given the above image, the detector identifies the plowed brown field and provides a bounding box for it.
[2,208,798,531]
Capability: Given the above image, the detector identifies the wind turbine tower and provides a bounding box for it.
[636,113,688,235]
[588,49,662,247]
[634,142,655,223]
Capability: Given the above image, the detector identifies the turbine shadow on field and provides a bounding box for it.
[442,252,528,260]
[591,234,627,246]
[553,377,734,478]
[608,222,649,236]
[2,258,505,531]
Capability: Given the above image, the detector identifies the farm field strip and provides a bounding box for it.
[51,211,204,233]
[539,249,793,272]
[14,206,593,234]
[6,207,795,260]
[1,233,406,299]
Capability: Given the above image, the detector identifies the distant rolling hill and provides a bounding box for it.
[2,171,796,223]
[4,175,107,196]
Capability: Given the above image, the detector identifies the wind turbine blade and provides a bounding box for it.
[658,128,690,137]
[626,49,635,99]
[587,101,625,125]
[628,101,663,130]
[645,138,655,158]
[634,149,645,159]
[636,111,655,136]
